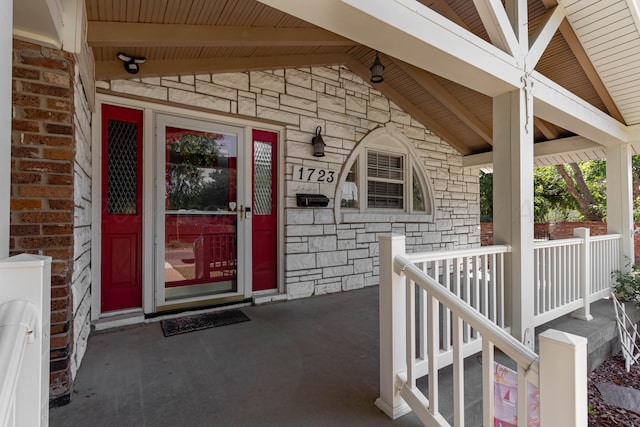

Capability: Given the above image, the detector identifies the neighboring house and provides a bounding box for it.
[3,0,639,406]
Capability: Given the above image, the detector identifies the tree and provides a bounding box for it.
[555,162,604,221]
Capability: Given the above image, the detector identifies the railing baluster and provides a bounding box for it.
[427,291,439,417]
[452,314,464,427]
[406,278,416,388]
[482,338,495,427]
[443,258,451,351]
[472,256,480,339]
[497,253,504,328]
[490,253,497,322]
[463,256,471,341]
[481,255,488,318]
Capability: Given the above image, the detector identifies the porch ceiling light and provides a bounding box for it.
[369,51,385,84]
[117,53,147,75]
[311,126,326,157]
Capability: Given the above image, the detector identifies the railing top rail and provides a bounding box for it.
[590,234,621,242]
[394,254,539,372]
[533,237,582,249]
[405,244,511,263]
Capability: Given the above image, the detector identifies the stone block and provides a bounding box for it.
[318,93,345,113]
[281,94,316,111]
[287,281,315,299]
[287,253,316,270]
[212,72,249,91]
[309,235,337,252]
[312,66,340,81]
[314,209,334,224]
[317,250,347,267]
[250,71,285,93]
[367,107,390,123]
[111,80,168,100]
[354,258,373,274]
[287,224,325,237]
[256,106,299,125]
[342,274,364,291]
[169,88,230,112]
[322,265,354,278]
[346,95,366,114]
[287,209,314,224]
[326,121,355,140]
[238,96,256,117]
[195,80,238,101]
[348,248,369,260]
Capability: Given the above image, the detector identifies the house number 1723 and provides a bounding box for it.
[292,165,335,183]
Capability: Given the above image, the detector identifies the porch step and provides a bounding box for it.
[535,297,640,372]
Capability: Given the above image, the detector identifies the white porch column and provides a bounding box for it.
[0,1,12,259]
[375,234,410,419]
[606,144,634,269]
[492,88,535,349]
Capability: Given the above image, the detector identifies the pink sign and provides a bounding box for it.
[494,362,540,427]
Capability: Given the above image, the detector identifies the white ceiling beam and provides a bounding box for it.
[88,22,356,48]
[258,0,521,97]
[95,53,352,81]
[532,71,628,145]
[463,135,604,168]
[505,0,529,53]
[527,6,565,70]
[259,0,629,145]
[472,0,522,59]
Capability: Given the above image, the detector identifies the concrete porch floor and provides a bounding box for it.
[49,286,630,427]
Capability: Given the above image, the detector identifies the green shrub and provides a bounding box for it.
[612,261,640,305]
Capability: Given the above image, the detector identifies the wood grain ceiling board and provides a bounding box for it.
[561,0,640,125]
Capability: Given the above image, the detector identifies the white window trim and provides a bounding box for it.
[334,123,435,224]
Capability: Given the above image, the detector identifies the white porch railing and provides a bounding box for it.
[0,254,51,427]
[377,235,590,426]
[533,228,620,325]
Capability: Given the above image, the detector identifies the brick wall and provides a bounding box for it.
[481,221,640,264]
[100,67,480,299]
[10,40,76,405]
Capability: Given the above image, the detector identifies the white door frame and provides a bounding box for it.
[92,93,285,319]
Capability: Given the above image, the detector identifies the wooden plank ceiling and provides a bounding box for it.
[86,0,634,164]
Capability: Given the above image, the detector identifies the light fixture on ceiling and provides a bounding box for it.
[369,51,385,84]
[117,53,147,75]
[311,126,326,157]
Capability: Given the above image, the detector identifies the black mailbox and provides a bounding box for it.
[296,193,329,207]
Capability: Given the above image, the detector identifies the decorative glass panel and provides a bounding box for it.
[341,161,359,209]
[253,141,272,215]
[107,119,138,214]
[413,170,426,212]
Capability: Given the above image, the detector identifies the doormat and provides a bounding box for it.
[160,309,250,337]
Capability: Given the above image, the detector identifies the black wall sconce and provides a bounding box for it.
[118,53,147,75]
[311,126,326,157]
[370,51,385,84]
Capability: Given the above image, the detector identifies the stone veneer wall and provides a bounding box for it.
[70,64,92,381]
[10,39,90,405]
[98,66,480,298]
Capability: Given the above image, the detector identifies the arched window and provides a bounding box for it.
[334,123,435,224]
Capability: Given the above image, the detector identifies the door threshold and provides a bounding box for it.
[93,310,145,332]
[252,292,287,305]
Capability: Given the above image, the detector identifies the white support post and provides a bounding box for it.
[375,234,411,419]
[0,254,52,427]
[572,227,593,321]
[0,0,12,259]
[492,87,535,349]
[606,144,634,270]
[539,329,588,427]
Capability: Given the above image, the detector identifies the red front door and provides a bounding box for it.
[252,130,278,291]
[101,105,143,312]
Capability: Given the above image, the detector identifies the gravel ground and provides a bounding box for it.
[589,352,640,426]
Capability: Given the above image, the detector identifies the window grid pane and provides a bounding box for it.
[367,151,404,209]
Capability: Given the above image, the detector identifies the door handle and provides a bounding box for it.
[239,204,244,221]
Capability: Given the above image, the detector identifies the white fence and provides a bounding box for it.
[377,234,598,426]
[0,255,51,427]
